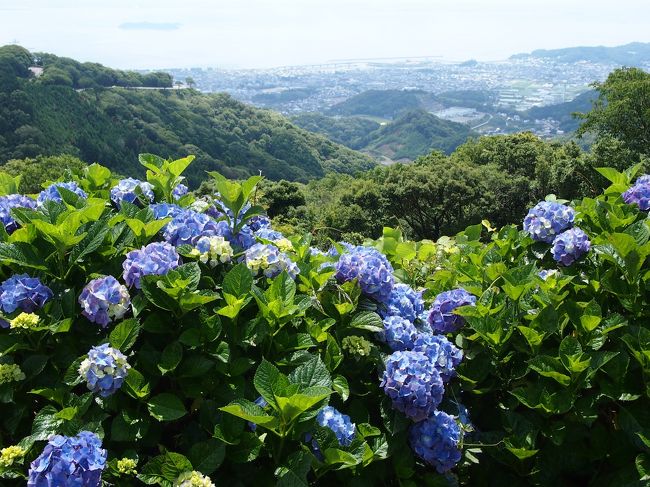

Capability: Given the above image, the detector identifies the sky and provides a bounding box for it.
[0,0,649,69]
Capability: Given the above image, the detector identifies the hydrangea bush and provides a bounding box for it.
[1,155,646,486]
[0,154,469,487]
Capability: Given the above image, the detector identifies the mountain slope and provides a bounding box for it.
[328,89,442,119]
[0,45,374,186]
[524,90,596,132]
[290,113,381,149]
[511,42,650,66]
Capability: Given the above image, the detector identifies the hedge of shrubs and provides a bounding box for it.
[0,155,647,486]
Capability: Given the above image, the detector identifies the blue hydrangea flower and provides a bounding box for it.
[172,183,189,200]
[409,411,462,473]
[379,315,418,351]
[636,175,650,185]
[79,343,130,397]
[538,269,558,280]
[221,223,256,251]
[0,194,36,234]
[150,203,184,220]
[78,276,130,327]
[412,333,463,382]
[244,243,299,279]
[248,215,271,232]
[0,274,53,313]
[622,181,650,210]
[380,350,444,422]
[255,228,284,241]
[37,181,87,206]
[380,283,425,323]
[110,178,155,208]
[191,235,234,267]
[316,406,356,447]
[523,201,575,243]
[427,288,476,334]
[335,245,394,302]
[122,242,180,289]
[163,209,223,247]
[551,227,591,266]
[27,431,107,487]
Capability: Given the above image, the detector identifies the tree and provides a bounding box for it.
[1,154,86,193]
[577,67,650,159]
[185,77,196,89]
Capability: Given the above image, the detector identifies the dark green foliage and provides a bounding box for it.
[436,90,497,111]
[252,88,317,107]
[525,90,597,133]
[1,155,87,193]
[577,67,650,160]
[328,89,440,119]
[291,113,381,149]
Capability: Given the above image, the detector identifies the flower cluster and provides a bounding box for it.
[27,431,107,487]
[248,215,271,232]
[0,274,53,313]
[551,227,591,266]
[78,276,131,327]
[173,471,215,487]
[79,343,130,397]
[427,288,476,334]
[191,235,234,267]
[150,203,184,220]
[409,411,462,473]
[37,181,87,206]
[622,176,650,210]
[380,350,444,422]
[244,243,299,279]
[255,227,293,252]
[0,445,25,467]
[9,312,40,330]
[116,458,137,476]
[110,178,155,208]
[380,283,425,323]
[0,363,25,384]
[523,201,575,243]
[412,334,463,383]
[335,245,394,301]
[172,183,189,200]
[163,209,223,247]
[316,406,356,447]
[123,242,180,289]
[342,335,372,358]
[0,194,36,233]
[380,315,418,351]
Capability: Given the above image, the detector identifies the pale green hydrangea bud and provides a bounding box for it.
[174,470,215,487]
[342,335,372,358]
[191,236,234,267]
[9,312,40,329]
[0,445,25,467]
[0,364,25,384]
[116,457,137,476]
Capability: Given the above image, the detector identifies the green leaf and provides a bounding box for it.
[275,387,331,423]
[158,342,183,375]
[222,263,253,297]
[138,452,193,486]
[0,242,47,270]
[147,393,187,421]
[559,336,591,373]
[124,368,150,399]
[528,356,571,386]
[68,216,110,264]
[332,375,349,401]
[109,318,141,352]
[188,439,225,476]
[220,398,280,431]
[349,311,384,332]
[253,359,283,409]
[288,354,332,388]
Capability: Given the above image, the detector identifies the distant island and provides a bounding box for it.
[511,41,650,66]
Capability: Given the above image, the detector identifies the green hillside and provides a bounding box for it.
[0,45,374,186]
[511,41,650,65]
[290,113,381,148]
[328,89,442,119]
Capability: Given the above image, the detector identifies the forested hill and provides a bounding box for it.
[511,42,650,66]
[0,45,374,186]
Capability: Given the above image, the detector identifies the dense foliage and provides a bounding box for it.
[327,89,441,119]
[0,46,374,185]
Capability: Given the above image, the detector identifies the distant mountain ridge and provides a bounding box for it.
[511,42,650,66]
[0,45,374,185]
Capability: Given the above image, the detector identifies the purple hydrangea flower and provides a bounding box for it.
[622,181,650,210]
[0,194,36,234]
[335,245,394,302]
[427,288,476,334]
[380,350,444,422]
[412,334,463,382]
[110,178,155,208]
[78,276,130,327]
[636,175,650,185]
[27,431,107,487]
[316,406,356,447]
[163,209,223,247]
[150,203,184,220]
[523,201,575,243]
[79,343,130,397]
[551,227,591,266]
[380,283,425,323]
[409,411,462,473]
[0,274,53,313]
[37,181,87,206]
[172,183,189,200]
[122,242,180,289]
[244,243,299,279]
[379,315,418,351]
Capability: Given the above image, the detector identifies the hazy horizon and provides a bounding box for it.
[1,0,649,70]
